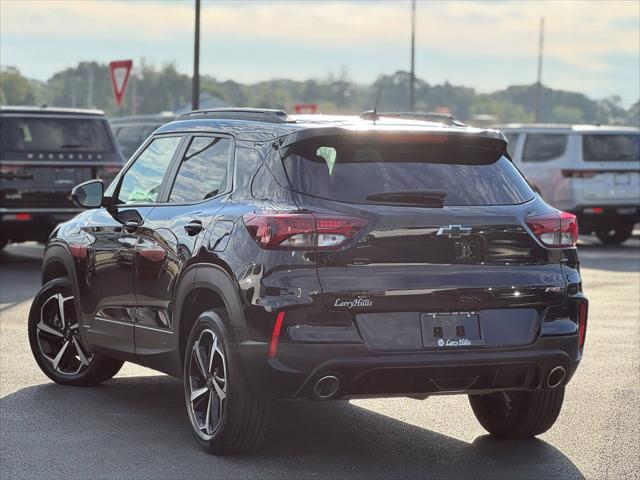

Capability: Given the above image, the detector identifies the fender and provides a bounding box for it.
[170,263,247,373]
[41,242,87,345]
[191,263,247,329]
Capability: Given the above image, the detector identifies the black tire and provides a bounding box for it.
[183,310,270,454]
[595,223,634,245]
[469,388,565,438]
[28,277,124,386]
[0,237,8,250]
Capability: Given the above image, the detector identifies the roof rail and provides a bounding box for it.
[177,108,292,123]
[360,111,465,126]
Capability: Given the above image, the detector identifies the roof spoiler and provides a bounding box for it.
[177,108,293,124]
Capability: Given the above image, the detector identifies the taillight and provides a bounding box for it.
[242,212,368,249]
[561,169,597,178]
[578,303,588,349]
[268,311,285,358]
[525,211,578,247]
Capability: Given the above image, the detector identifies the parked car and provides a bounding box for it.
[29,109,587,454]
[110,113,175,159]
[498,124,640,244]
[0,106,124,249]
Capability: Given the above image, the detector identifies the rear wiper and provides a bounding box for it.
[366,189,446,207]
[60,144,89,149]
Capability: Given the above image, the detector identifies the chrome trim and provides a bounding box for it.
[134,324,174,334]
[94,316,134,327]
[1,208,82,213]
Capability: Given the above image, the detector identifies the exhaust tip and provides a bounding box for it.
[546,365,567,389]
[313,375,340,400]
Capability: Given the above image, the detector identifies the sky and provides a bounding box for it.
[1,0,639,106]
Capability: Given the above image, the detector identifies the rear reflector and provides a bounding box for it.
[243,212,368,250]
[583,207,604,215]
[268,312,286,358]
[562,169,597,178]
[525,211,578,247]
[7,213,33,221]
[578,303,588,348]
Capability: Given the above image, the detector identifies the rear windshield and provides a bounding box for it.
[583,134,639,162]
[0,117,113,153]
[283,140,534,206]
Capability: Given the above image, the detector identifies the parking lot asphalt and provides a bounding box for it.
[1,237,639,480]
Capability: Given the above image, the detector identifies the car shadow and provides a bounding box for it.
[0,243,43,312]
[0,375,584,480]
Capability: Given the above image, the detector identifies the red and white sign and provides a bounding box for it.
[294,103,318,114]
[108,60,133,107]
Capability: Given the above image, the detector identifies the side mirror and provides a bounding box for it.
[71,180,104,208]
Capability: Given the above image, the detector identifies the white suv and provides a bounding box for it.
[498,124,640,244]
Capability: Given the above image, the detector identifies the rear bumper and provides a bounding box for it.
[237,332,582,400]
[571,205,640,230]
[0,208,80,242]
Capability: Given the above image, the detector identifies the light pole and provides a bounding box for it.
[534,17,544,122]
[409,0,416,111]
[192,0,201,111]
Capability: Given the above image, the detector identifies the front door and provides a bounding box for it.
[80,135,183,358]
[133,134,233,368]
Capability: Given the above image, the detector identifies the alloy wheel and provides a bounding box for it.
[187,328,227,440]
[36,293,93,375]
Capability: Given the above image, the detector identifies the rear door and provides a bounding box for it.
[577,132,640,205]
[283,135,566,350]
[0,114,121,209]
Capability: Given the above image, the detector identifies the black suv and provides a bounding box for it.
[0,106,124,248]
[28,109,588,454]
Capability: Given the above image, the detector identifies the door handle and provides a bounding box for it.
[123,221,140,233]
[184,219,203,236]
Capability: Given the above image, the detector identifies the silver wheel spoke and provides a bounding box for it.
[69,323,79,330]
[190,387,208,402]
[56,294,67,329]
[194,341,207,378]
[36,321,63,338]
[209,337,218,372]
[204,390,212,435]
[212,376,226,401]
[52,340,70,371]
[72,337,90,366]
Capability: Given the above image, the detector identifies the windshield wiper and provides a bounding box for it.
[366,189,446,207]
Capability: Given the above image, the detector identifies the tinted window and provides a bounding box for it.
[1,117,112,153]
[114,125,143,159]
[583,134,639,162]
[283,141,534,206]
[169,136,230,203]
[116,136,181,204]
[522,134,567,162]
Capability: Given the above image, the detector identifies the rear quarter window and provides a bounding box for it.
[283,140,534,206]
[583,134,639,162]
[522,134,567,162]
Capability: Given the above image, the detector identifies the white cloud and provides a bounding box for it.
[1,0,638,101]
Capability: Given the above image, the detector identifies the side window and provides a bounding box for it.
[522,134,568,162]
[168,136,231,203]
[116,136,182,204]
[504,133,519,158]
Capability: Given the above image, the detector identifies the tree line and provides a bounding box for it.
[1,61,638,126]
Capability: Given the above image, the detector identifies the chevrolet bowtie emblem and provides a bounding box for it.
[436,225,472,238]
